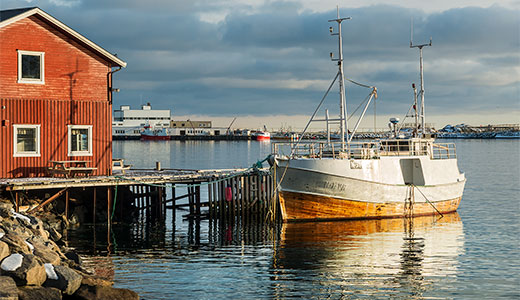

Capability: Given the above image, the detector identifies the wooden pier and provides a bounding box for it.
[0,167,277,227]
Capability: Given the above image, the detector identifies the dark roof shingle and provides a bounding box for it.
[0,7,37,22]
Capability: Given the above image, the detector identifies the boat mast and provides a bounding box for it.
[410,28,432,137]
[329,8,351,149]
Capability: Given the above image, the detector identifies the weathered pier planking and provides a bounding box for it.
[0,167,276,226]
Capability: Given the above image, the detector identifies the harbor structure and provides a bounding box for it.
[114,104,171,127]
[0,7,126,178]
[112,104,171,138]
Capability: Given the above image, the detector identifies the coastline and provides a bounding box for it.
[0,199,139,300]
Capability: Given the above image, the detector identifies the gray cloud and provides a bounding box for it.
[1,0,518,125]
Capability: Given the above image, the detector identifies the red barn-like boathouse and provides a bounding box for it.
[0,7,126,178]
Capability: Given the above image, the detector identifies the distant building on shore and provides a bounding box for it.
[112,104,171,138]
[113,104,171,127]
[169,120,219,136]
[0,7,126,178]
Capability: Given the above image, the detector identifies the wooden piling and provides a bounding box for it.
[107,187,112,228]
[195,185,201,218]
[93,187,97,224]
[65,189,69,221]
[208,180,213,219]
[14,192,19,213]
[158,186,164,220]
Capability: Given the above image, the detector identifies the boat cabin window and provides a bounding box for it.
[381,140,410,153]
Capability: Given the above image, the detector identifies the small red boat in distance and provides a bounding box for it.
[253,131,271,141]
[140,124,170,140]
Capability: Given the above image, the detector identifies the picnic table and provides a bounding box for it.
[47,160,97,178]
[112,158,132,175]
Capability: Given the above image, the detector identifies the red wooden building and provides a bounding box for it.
[0,7,126,178]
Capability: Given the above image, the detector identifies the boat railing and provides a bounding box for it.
[272,141,381,160]
[431,143,457,159]
[273,140,457,160]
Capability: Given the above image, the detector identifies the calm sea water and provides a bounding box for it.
[68,139,520,299]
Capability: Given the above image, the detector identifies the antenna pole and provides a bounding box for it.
[329,8,351,150]
[413,83,418,137]
[410,32,432,137]
[419,47,425,135]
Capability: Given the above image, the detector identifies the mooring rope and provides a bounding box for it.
[412,184,444,217]
[111,179,119,221]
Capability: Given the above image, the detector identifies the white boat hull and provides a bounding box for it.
[275,156,466,221]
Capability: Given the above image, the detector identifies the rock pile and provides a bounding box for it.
[0,202,139,300]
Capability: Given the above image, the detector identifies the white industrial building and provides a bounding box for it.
[112,104,171,138]
[113,104,171,127]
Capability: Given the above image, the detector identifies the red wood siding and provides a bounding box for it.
[0,14,118,178]
[0,15,111,100]
[0,98,112,178]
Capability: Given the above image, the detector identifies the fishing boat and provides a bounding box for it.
[253,131,271,141]
[270,10,466,222]
[253,126,271,141]
[140,124,170,140]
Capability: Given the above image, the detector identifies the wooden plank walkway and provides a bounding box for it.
[0,168,266,191]
[0,167,278,226]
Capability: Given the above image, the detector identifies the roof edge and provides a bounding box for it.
[0,7,126,68]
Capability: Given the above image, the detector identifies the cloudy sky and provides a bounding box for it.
[2,0,519,130]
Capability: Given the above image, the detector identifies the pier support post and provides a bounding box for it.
[195,185,201,218]
[65,189,70,222]
[158,186,164,220]
[208,181,213,219]
[107,187,112,228]
[93,188,97,224]
[15,192,19,213]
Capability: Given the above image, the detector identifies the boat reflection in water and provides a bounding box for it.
[272,213,464,298]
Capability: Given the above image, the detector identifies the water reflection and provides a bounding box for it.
[273,213,464,299]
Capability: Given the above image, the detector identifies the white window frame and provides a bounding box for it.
[68,125,93,156]
[13,124,41,157]
[17,50,45,84]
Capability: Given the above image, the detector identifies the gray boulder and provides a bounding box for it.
[43,265,82,295]
[17,286,62,300]
[0,276,18,300]
[0,253,46,286]
[48,228,62,242]
[0,241,9,262]
[1,233,30,255]
[0,203,13,218]
[32,240,60,265]
[70,284,139,300]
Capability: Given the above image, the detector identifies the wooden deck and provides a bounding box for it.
[0,167,277,228]
[0,168,264,191]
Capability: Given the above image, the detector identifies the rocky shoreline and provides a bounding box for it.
[0,201,139,300]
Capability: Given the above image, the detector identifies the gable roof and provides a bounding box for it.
[0,7,126,68]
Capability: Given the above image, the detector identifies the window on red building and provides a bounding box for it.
[17,50,45,84]
[68,125,92,156]
[13,125,41,157]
